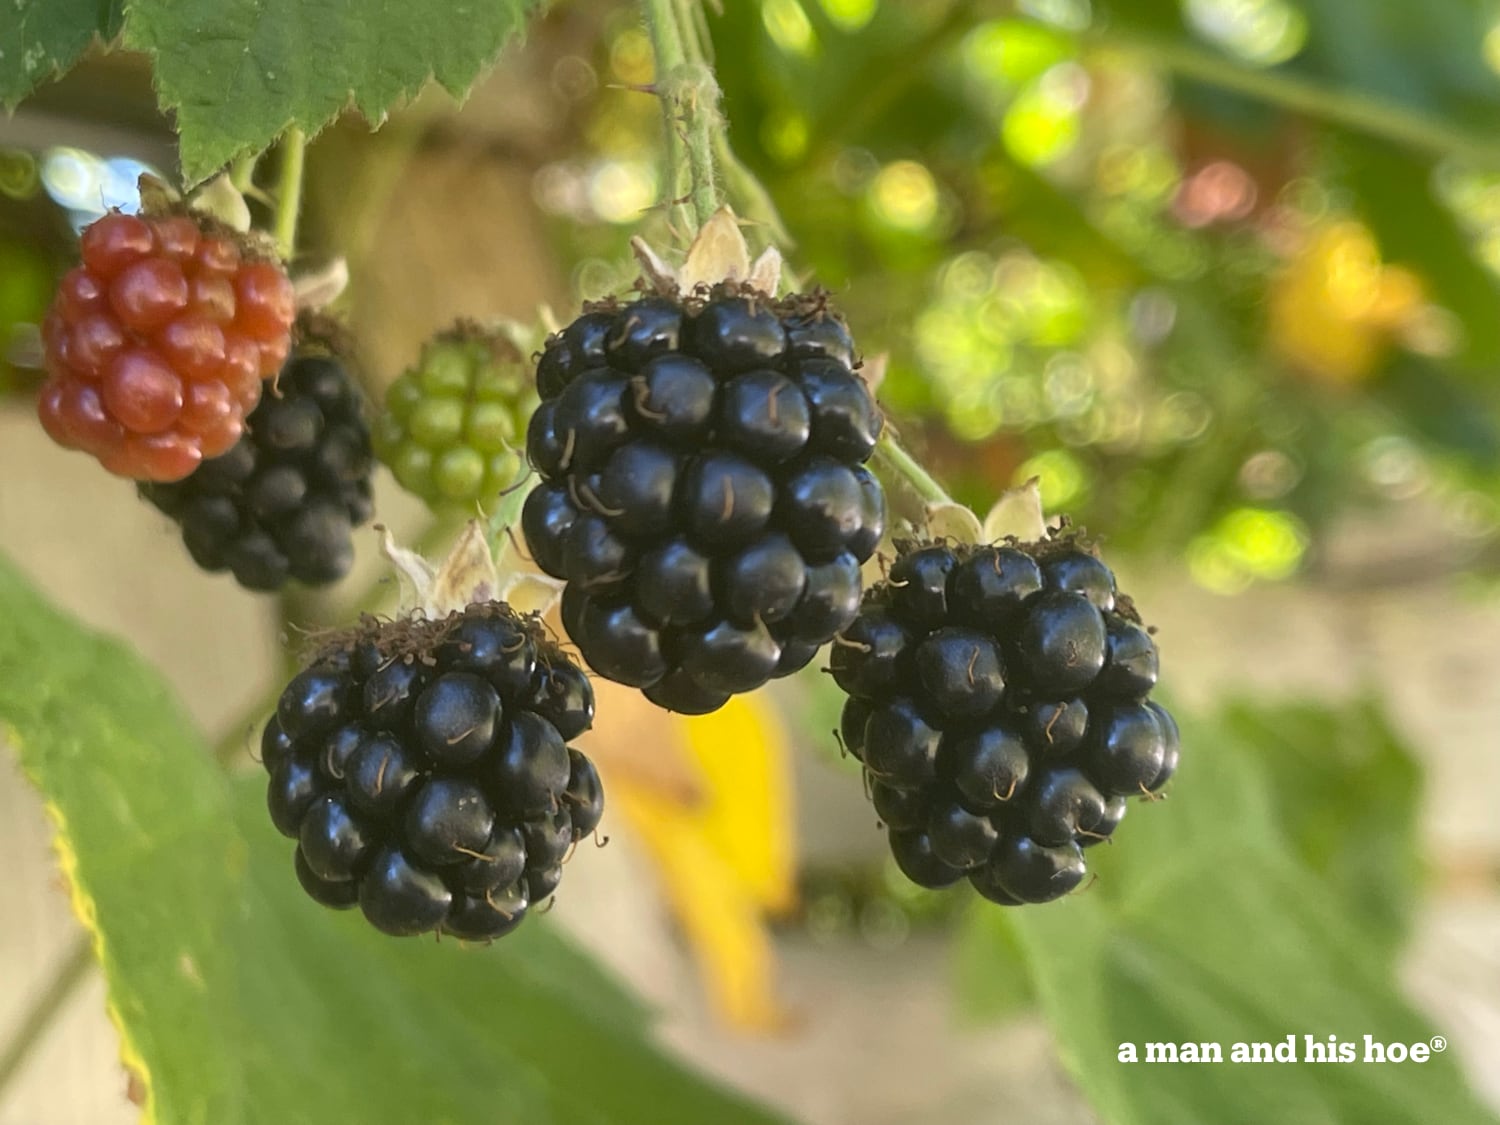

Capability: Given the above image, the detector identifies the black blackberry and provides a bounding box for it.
[831,537,1176,904]
[262,602,603,940]
[524,289,885,714]
[141,351,374,590]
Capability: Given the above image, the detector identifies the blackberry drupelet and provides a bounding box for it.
[263,601,602,940]
[831,537,1177,905]
[523,288,886,714]
[141,350,374,590]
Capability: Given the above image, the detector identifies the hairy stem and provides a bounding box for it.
[0,937,95,1100]
[872,428,957,509]
[641,0,722,231]
[272,127,307,261]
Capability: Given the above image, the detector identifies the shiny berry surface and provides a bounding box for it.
[525,290,884,713]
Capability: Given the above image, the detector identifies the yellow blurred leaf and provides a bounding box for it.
[584,690,799,1031]
[614,783,794,1033]
[676,696,798,916]
[1268,221,1426,386]
[576,678,705,806]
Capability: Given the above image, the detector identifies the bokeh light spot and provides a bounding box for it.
[1184,0,1308,66]
[1017,448,1087,508]
[868,160,940,232]
[762,0,819,57]
[818,0,877,32]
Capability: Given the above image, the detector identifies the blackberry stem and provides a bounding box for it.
[0,937,94,1101]
[229,151,260,194]
[485,464,533,561]
[641,0,722,231]
[273,126,307,261]
[873,428,959,509]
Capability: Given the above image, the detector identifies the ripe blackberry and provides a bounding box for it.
[374,329,533,508]
[831,536,1176,905]
[37,209,294,481]
[524,288,885,714]
[140,349,374,590]
[263,602,602,940]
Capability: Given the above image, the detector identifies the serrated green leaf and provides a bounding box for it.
[0,551,792,1125]
[0,0,123,108]
[123,0,545,183]
[977,702,1496,1125]
[0,554,245,1123]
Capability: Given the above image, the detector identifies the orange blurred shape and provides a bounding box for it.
[1268,221,1426,385]
[579,680,798,1032]
[1173,161,1258,228]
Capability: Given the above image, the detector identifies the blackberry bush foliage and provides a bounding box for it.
[140,344,375,590]
[522,217,887,715]
[263,599,602,940]
[831,532,1178,905]
[37,206,295,482]
[374,328,534,508]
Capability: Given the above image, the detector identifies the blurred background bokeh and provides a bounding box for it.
[3,1,1500,1122]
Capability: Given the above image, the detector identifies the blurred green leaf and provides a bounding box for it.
[0,0,123,108]
[1213,698,1422,962]
[123,0,544,182]
[976,699,1493,1125]
[0,551,791,1125]
[953,900,1034,1023]
[1378,355,1500,471]
[0,556,243,1123]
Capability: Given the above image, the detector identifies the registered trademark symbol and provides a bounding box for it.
[1430,1036,1447,1053]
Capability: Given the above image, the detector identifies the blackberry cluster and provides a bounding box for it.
[37,210,295,481]
[262,603,602,940]
[831,539,1178,905]
[373,332,532,508]
[523,289,886,715]
[140,353,375,590]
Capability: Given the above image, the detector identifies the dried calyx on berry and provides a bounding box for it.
[830,484,1178,906]
[522,209,887,715]
[37,178,295,482]
[262,523,603,941]
[139,317,376,591]
[373,323,535,508]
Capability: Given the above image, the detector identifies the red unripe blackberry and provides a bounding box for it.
[39,210,294,481]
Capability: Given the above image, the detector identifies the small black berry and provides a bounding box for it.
[888,829,966,889]
[298,794,375,882]
[359,847,453,936]
[404,778,494,868]
[828,533,1177,906]
[295,849,360,909]
[263,603,603,941]
[414,673,501,767]
[141,349,374,591]
[524,288,885,712]
[862,698,940,791]
[1014,591,1107,697]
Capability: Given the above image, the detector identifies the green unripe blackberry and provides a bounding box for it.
[375,327,534,507]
